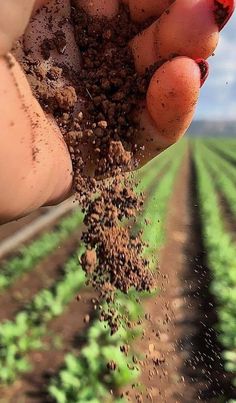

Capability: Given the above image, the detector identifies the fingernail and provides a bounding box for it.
[214,0,235,31]
[195,59,209,87]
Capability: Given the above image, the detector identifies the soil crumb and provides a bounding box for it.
[21,4,158,331]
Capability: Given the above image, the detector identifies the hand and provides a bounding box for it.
[0,0,234,223]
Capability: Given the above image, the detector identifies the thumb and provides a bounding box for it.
[0,0,35,56]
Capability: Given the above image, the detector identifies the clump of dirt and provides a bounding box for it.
[82,180,152,295]
[107,360,117,371]
[22,4,158,330]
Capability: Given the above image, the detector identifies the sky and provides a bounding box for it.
[195,12,236,121]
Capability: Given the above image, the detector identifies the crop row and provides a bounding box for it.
[201,145,236,218]
[0,244,85,383]
[194,142,236,403]
[47,147,185,403]
[135,148,173,194]
[142,149,184,260]
[49,293,143,403]
[204,143,236,183]
[0,209,84,291]
[205,139,236,166]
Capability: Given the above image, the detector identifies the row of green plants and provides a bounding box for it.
[0,145,178,386]
[0,245,85,383]
[0,209,84,291]
[205,143,236,183]
[205,139,236,163]
[47,147,185,403]
[135,154,171,193]
[142,150,184,260]
[135,139,187,179]
[49,292,143,403]
[194,143,236,403]
[133,140,184,195]
[204,138,236,149]
[201,144,236,218]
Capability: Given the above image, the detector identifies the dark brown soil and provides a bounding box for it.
[0,290,95,403]
[125,150,233,402]
[0,228,82,322]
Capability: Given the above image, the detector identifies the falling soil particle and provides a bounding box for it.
[120,344,130,356]
[107,360,117,371]
[83,314,90,324]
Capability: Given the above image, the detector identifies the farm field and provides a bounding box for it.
[0,138,236,403]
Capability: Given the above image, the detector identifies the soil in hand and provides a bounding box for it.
[21,3,158,331]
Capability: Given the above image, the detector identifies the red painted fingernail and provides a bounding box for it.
[195,59,209,87]
[214,0,235,31]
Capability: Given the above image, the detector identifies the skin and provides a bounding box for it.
[0,0,234,223]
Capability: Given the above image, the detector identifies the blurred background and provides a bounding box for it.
[190,11,236,136]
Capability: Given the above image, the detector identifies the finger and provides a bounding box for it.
[0,0,50,57]
[75,0,119,18]
[134,57,208,164]
[0,0,35,56]
[0,55,72,223]
[24,0,81,74]
[131,0,235,73]
[128,0,175,22]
